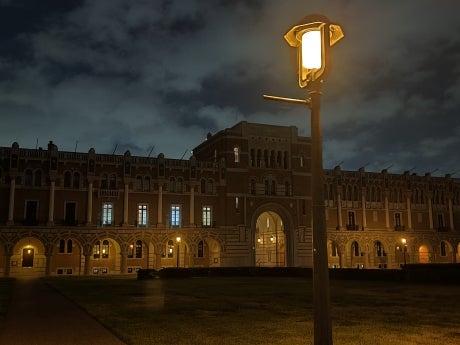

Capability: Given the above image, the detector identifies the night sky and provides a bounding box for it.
[1,0,460,176]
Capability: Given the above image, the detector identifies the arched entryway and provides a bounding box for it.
[255,211,286,267]
[418,244,432,264]
[10,237,46,277]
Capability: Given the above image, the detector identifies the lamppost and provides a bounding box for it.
[176,236,181,267]
[264,14,344,345]
[402,238,408,266]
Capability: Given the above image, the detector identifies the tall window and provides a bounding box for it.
[202,206,212,227]
[169,177,176,192]
[135,240,143,258]
[136,176,143,191]
[137,204,148,226]
[177,178,183,193]
[144,176,150,191]
[440,241,447,257]
[167,240,174,258]
[24,169,33,186]
[73,172,80,189]
[102,240,109,258]
[102,203,113,225]
[351,241,360,256]
[108,174,116,189]
[395,213,401,226]
[207,179,213,194]
[171,205,181,227]
[93,241,101,258]
[348,211,356,226]
[197,240,204,258]
[375,241,385,257]
[234,147,240,163]
[100,174,108,189]
[34,170,42,186]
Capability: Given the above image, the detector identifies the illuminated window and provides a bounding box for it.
[137,204,148,226]
[171,205,181,227]
[202,206,212,227]
[234,147,240,163]
[102,203,113,225]
[93,241,100,258]
[102,240,109,258]
[167,240,174,258]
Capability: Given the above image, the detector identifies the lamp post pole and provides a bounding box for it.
[309,79,333,345]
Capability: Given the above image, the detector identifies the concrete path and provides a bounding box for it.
[0,278,126,345]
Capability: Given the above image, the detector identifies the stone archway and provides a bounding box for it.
[10,237,46,277]
[254,211,286,267]
[418,244,432,264]
[250,203,294,267]
[327,240,341,268]
[89,238,121,275]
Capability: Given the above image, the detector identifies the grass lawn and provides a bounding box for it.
[43,275,460,345]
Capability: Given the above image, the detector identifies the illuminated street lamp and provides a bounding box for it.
[264,14,344,345]
[176,236,181,268]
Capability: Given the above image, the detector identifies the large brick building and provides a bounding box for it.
[0,121,459,277]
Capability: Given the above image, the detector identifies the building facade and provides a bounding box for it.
[0,121,459,277]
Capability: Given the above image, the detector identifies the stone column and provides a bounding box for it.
[120,246,128,274]
[336,188,343,230]
[427,193,434,230]
[361,188,367,230]
[123,183,129,226]
[84,245,92,276]
[384,190,390,229]
[448,197,454,231]
[406,192,412,230]
[45,245,53,276]
[7,178,15,225]
[157,184,163,226]
[86,182,93,225]
[47,180,55,226]
[189,185,195,226]
[3,247,12,276]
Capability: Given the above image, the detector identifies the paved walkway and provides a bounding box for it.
[0,278,126,345]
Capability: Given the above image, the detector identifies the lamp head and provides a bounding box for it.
[284,14,344,88]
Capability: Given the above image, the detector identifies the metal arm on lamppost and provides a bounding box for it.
[263,14,344,345]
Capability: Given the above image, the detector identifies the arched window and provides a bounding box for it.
[102,240,109,258]
[73,172,80,189]
[135,240,142,258]
[169,177,176,192]
[207,179,213,194]
[108,174,116,189]
[234,147,240,163]
[34,170,42,187]
[167,240,174,258]
[375,241,385,257]
[24,169,33,186]
[64,171,72,188]
[351,241,360,257]
[144,176,150,191]
[136,176,143,191]
[177,178,183,193]
[440,241,447,257]
[271,180,276,195]
[331,242,339,257]
[285,182,290,196]
[67,239,73,253]
[93,241,101,258]
[197,240,204,258]
[128,243,134,258]
[100,174,108,189]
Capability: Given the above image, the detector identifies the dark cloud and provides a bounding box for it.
[1,0,460,175]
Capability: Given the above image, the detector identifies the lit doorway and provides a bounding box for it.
[22,248,34,267]
[255,211,285,267]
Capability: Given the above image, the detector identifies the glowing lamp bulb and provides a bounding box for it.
[301,30,322,69]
